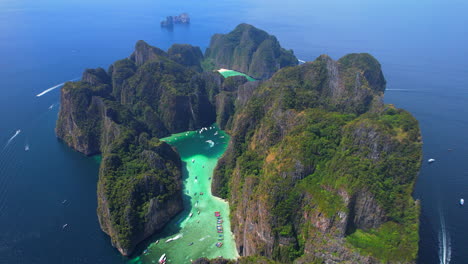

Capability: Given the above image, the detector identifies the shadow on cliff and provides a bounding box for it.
[130,161,194,257]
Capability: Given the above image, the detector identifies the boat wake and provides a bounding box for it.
[36,78,79,97]
[165,233,183,243]
[439,209,451,264]
[5,130,21,148]
[199,235,210,241]
[205,140,214,148]
[298,59,306,64]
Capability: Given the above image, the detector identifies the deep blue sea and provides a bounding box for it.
[0,0,467,263]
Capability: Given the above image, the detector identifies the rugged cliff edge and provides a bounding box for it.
[56,23,421,262]
[204,24,298,80]
[213,53,422,263]
[56,40,223,255]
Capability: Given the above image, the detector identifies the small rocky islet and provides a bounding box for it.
[161,13,190,27]
[56,23,422,263]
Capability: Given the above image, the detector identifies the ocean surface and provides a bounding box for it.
[0,0,467,263]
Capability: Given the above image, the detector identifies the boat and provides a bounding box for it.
[159,253,166,263]
[188,242,194,246]
[62,224,68,229]
[143,249,148,255]
[62,199,67,204]
[216,242,223,248]
[155,240,159,244]
[461,199,465,205]
[428,158,436,163]
[189,212,193,218]
[25,144,29,151]
[200,192,203,195]
[198,210,200,215]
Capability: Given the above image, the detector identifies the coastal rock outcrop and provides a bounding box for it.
[204,24,298,80]
[161,13,190,27]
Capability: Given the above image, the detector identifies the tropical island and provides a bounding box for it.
[56,23,422,263]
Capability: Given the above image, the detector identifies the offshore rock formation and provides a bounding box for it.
[204,24,298,80]
[57,24,421,262]
[160,13,190,27]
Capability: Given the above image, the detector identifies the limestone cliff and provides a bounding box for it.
[56,37,250,256]
[214,53,421,263]
[204,24,298,79]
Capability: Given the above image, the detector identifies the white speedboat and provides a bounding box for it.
[460,199,464,206]
[428,158,435,163]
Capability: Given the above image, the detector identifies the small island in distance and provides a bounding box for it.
[161,13,190,27]
[56,24,422,264]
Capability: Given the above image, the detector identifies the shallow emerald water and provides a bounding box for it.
[218,70,256,81]
[129,125,238,264]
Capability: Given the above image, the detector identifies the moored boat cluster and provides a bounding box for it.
[215,211,224,248]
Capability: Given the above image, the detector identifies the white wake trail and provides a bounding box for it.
[439,208,451,264]
[36,77,79,97]
[206,140,215,148]
[5,130,21,148]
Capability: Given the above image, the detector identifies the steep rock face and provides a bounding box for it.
[55,80,110,155]
[97,142,183,256]
[204,23,298,79]
[56,37,254,256]
[214,75,250,129]
[168,44,204,72]
[114,41,219,135]
[213,53,421,263]
[82,67,110,85]
[130,40,168,66]
[57,41,224,255]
